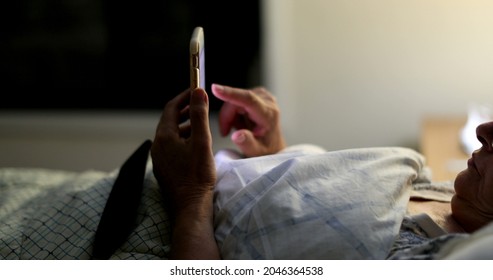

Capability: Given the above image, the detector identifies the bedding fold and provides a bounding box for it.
[213,145,427,259]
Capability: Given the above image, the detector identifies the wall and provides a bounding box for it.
[0,111,159,172]
[0,111,233,172]
[261,0,493,151]
[2,1,493,171]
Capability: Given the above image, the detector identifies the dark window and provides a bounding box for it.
[0,0,260,111]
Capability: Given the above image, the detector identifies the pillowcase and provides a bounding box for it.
[213,145,427,259]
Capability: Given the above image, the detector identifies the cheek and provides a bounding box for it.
[483,172,493,192]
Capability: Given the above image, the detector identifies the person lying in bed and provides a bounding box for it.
[151,84,493,259]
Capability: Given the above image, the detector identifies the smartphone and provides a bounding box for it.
[190,26,205,90]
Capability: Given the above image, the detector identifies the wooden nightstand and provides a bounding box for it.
[420,117,470,182]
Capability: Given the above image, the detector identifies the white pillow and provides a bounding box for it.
[213,145,426,259]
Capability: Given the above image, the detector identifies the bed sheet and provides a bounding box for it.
[1,144,493,259]
[0,166,170,259]
[213,145,428,259]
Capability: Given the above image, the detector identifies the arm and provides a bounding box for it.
[211,83,286,157]
[151,88,220,259]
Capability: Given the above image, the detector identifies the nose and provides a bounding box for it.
[476,121,493,151]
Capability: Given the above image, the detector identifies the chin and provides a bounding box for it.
[453,169,466,185]
[453,168,474,195]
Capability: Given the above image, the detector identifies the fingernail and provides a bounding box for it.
[233,132,246,144]
[192,88,208,103]
[212,83,224,92]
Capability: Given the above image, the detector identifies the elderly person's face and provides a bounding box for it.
[452,121,493,232]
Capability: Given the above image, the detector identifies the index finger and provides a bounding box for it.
[156,88,191,135]
[211,84,262,111]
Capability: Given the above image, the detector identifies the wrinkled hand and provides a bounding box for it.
[211,84,286,157]
[151,87,219,259]
[151,88,216,215]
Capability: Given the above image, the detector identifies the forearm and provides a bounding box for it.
[169,192,221,259]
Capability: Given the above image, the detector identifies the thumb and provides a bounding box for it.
[231,129,261,157]
[190,88,212,145]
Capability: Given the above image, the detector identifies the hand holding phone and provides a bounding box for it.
[190,26,205,90]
